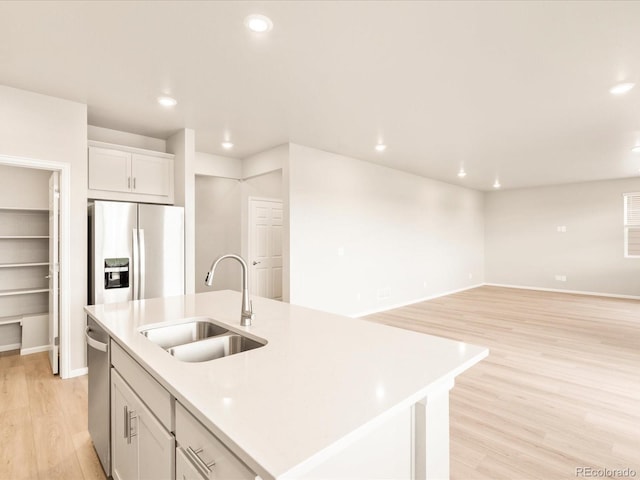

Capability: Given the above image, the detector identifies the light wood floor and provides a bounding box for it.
[368,286,640,480]
[0,351,105,480]
[2,286,638,480]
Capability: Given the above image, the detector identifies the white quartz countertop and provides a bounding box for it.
[84,291,488,479]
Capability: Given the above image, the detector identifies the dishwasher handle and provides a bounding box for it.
[85,326,109,353]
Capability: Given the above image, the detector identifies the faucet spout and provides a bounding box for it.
[205,254,255,326]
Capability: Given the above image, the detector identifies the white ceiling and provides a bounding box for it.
[1,1,640,191]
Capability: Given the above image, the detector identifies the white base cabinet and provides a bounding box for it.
[111,369,175,480]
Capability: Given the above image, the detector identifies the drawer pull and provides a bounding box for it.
[185,446,215,478]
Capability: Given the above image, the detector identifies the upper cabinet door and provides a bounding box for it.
[131,154,170,197]
[89,147,132,193]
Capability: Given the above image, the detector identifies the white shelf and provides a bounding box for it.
[0,262,49,269]
[0,207,48,213]
[0,315,22,326]
[0,288,48,297]
[0,236,49,239]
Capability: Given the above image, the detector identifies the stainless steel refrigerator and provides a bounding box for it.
[87,200,184,476]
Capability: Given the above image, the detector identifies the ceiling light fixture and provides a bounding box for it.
[157,96,177,107]
[245,14,273,33]
[632,145,640,153]
[457,168,467,178]
[493,179,501,189]
[609,82,635,95]
[375,143,387,152]
[221,141,234,150]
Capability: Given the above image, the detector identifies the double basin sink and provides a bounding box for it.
[140,318,266,362]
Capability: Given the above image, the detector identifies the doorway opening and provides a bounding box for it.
[0,154,70,378]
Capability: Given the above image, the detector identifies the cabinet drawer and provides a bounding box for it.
[175,403,256,480]
[111,340,173,431]
[176,446,207,480]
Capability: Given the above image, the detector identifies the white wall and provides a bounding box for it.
[0,84,87,376]
[195,152,242,179]
[88,125,166,152]
[242,144,287,179]
[485,177,640,297]
[0,165,50,208]
[195,176,242,293]
[168,129,196,294]
[288,144,484,316]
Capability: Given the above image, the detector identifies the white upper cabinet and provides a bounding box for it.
[88,147,131,193]
[88,141,174,204]
[130,153,171,196]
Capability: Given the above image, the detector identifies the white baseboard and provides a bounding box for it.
[353,283,484,318]
[0,343,21,353]
[67,366,88,378]
[484,283,640,300]
[20,345,50,356]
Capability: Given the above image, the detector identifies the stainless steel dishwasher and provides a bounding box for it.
[85,317,110,477]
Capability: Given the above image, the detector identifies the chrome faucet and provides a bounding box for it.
[205,254,255,326]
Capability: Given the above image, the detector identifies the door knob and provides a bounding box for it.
[252,261,261,266]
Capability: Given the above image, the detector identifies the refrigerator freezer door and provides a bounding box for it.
[138,204,185,299]
[91,201,137,304]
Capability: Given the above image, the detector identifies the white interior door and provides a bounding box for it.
[249,198,283,300]
[48,172,59,374]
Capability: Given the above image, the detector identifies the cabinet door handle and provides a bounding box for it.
[129,409,137,442]
[133,177,136,189]
[185,446,215,478]
[124,406,137,444]
[123,405,129,440]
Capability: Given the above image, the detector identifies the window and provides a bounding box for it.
[623,193,640,257]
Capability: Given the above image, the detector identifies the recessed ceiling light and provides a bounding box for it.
[458,168,467,178]
[609,82,635,95]
[493,179,501,189]
[157,96,177,107]
[632,145,640,153]
[245,14,273,33]
[375,144,387,152]
[221,141,234,150]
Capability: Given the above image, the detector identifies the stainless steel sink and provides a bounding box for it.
[141,318,230,349]
[139,317,266,362]
[168,333,264,362]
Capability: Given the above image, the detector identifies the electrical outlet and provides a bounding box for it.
[338,246,345,256]
[356,292,361,301]
[557,226,567,233]
[555,274,567,282]
[423,281,427,288]
[468,273,473,280]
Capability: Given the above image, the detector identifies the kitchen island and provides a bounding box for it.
[84,290,488,480]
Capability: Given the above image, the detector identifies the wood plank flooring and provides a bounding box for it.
[368,286,640,480]
[1,286,638,479]
[0,351,105,480]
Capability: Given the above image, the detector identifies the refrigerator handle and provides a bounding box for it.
[139,229,146,299]
[132,228,139,301]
